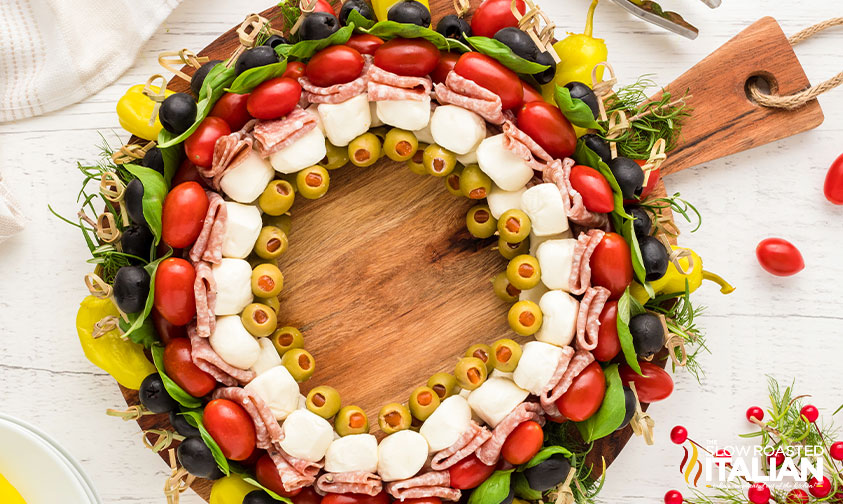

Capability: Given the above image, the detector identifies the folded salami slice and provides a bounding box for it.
[301,55,372,104]
[576,286,611,351]
[276,445,324,478]
[430,421,491,471]
[434,71,505,125]
[475,402,545,465]
[540,349,595,418]
[501,120,553,172]
[367,64,432,102]
[316,471,382,497]
[253,107,319,157]
[192,261,216,339]
[268,446,317,492]
[568,229,606,295]
[543,158,610,229]
[189,191,226,264]
[188,324,255,386]
[385,471,461,502]
[202,120,257,189]
[212,387,283,450]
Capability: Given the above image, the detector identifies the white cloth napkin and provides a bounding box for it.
[0,0,182,122]
[0,173,25,243]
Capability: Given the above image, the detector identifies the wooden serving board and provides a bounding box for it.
[118,4,823,501]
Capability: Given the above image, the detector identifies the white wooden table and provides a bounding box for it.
[0,1,841,502]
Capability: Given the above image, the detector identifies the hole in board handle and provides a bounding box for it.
[745,73,779,105]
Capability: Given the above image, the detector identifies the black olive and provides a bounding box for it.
[533,51,556,85]
[121,224,154,263]
[436,14,471,45]
[139,373,178,414]
[169,410,201,438]
[177,437,220,479]
[493,27,539,61]
[582,133,612,165]
[639,235,669,281]
[190,59,222,97]
[234,45,279,75]
[263,34,290,50]
[629,312,665,358]
[564,81,600,119]
[298,12,341,41]
[125,178,147,227]
[626,206,652,237]
[387,0,431,27]
[523,453,571,492]
[113,265,150,314]
[339,0,376,26]
[159,93,197,135]
[141,146,165,175]
[244,490,277,504]
[608,157,644,199]
[616,386,636,430]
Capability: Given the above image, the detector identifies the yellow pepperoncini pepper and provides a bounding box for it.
[630,246,735,304]
[115,84,174,141]
[372,0,432,24]
[541,0,608,103]
[210,474,260,504]
[76,295,156,390]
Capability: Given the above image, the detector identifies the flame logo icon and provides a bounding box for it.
[679,444,703,486]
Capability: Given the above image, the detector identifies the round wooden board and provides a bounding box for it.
[121,1,670,500]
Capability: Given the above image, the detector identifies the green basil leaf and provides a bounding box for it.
[361,21,471,52]
[125,164,167,244]
[575,364,625,442]
[618,215,648,285]
[241,476,293,503]
[180,409,230,475]
[616,287,643,374]
[226,60,288,94]
[276,25,355,60]
[465,36,550,75]
[151,344,202,408]
[118,251,171,346]
[523,446,574,469]
[511,472,542,500]
[554,85,602,131]
[468,470,514,504]
[159,142,181,187]
[346,8,376,30]
[573,140,630,219]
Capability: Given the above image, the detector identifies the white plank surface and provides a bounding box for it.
[0,1,841,502]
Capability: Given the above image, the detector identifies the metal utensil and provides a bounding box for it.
[609,0,719,40]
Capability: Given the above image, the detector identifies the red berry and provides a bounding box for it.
[664,490,683,504]
[670,425,688,444]
[801,404,819,423]
[748,482,771,504]
[831,441,843,460]
[810,476,831,498]
[746,406,764,422]
[768,450,785,467]
[786,489,809,504]
[715,448,731,458]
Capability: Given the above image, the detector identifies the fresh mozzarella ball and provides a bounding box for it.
[244,365,301,420]
[325,434,379,473]
[536,290,579,347]
[430,105,486,155]
[219,150,275,204]
[377,98,431,131]
[250,338,282,375]
[298,394,308,410]
[477,134,533,191]
[221,202,262,259]
[269,127,327,174]
[212,258,253,315]
[209,315,260,370]
[529,230,572,256]
[513,341,566,395]
[377,430,429,481]
[369,102,384,128]
[521,183,569,236]
[456,149,478,166]
[419,395,472,452]
[467,377,529,428]
[412,123,435,145]
[536,239,577,291]
[487,184,526,219]
[280,409,334,462]
[318,94,372,147]
[519,283,549,304]
[306,104,325,134]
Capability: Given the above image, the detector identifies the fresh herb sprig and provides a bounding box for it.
[647,282,709,383]
[640,192,702,234]
[540,422,605,504]
[276,0,303,33]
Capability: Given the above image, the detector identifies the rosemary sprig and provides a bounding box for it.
[276,0,303,33]
[640,192,702,234]
[540,422,604,504]
[647,282,709,383]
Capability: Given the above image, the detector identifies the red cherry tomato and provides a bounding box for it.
[374,38,440,77]
[247,77,302,120]
[162,337,216,397]
[589,232,633,300]
[282,61,307,80]
[569,164,614,213]
[500,420,543,465]
[203,398,256,461]
[756,238,805,277]
[306,45,365,87]
[521,81,544,104]
[312,0,335,14]
[171,159,208,188]
[293,487,322,504]
[209,92,251,131]
[346,34,385,56]
[593,301,620,362]
[516,101,576,159]
[431,51,459,84]
[556,361,606,422]
[161,181,209,249]
[619,361,674,403]
[255,453,303,497]
[448,454,496,489]
[321,492,391,504]
[184,116,230,168]
[824,153,843,205]
[470,0,526,38]
[151,307,186,345]
[154,257,197,326]
[454,52,523,110]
